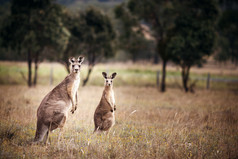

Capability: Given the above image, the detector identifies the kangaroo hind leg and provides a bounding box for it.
[34,121,49,143]
[52,113,66,144]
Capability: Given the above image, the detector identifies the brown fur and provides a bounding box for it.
[94,72,117,133]
[34,57,83,143]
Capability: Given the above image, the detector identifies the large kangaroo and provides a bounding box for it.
[34,56,84,143]
[94,72,117,134]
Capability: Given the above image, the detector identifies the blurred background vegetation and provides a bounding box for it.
[0,0,237,92]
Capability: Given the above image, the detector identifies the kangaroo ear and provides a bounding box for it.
[78,56,84,64]
[102,72,107,79]
[111,72,117,79]
[69,57,75,64]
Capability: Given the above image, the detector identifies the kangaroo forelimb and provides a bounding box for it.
[67,85,75,114]
[70,98,75,114]
[74,91,78,111]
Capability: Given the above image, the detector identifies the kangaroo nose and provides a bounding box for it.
[75,69,78,72]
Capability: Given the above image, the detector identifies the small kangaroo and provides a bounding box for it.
[34,56,84,143]
[94,72,117,134]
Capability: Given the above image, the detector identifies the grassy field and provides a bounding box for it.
[0,86,238,158]
[0,61,238,158]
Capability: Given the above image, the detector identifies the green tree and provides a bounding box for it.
[62,7,116,86]
[114,4,153,62]
[216,9,238,65]
[122,0,176,92]
[29,4,70,85]
[168,0,218,92]
[214,35,230,63]
[60,11,83,73]
[0,0,69,86]
[0,2,11,60]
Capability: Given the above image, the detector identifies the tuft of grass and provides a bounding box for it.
[0,121,21,141]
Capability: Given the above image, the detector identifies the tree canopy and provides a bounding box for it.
[62,7,116,86]
[0,0,69,86]
[168,0,218,92]
[216,9,238,64]
[114,4,154,62]
[116,0,176,92]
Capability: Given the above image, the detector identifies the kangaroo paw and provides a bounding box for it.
[71,108,75,114]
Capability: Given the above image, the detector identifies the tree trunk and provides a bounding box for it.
[27,50,32,87]
[132,55,136,63]
[33,51,39,86]
[153,53,159,64]
[160,60,167,92]
[157,36,167,92]
[83,52,95,86]
[181,66,190,92]
[62,43,71,73]
[82,65,93,86]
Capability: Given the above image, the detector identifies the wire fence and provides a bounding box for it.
[156,71,238,90]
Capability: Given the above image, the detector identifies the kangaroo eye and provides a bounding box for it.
[72,65,75,67]
[106,80,108,82]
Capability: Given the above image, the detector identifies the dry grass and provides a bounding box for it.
[0,84,238,158]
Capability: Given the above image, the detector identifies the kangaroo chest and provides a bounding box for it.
[105,90,115,107]
[110,91,115,106]
[71,79,80,101]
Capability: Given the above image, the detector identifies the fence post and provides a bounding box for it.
[50,65,53,85]
[156,70,160,90]
[206,73,210,90]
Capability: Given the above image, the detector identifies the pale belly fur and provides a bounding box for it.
[109,91,115,126]
[72,78,80,103]
[109,90,115,107]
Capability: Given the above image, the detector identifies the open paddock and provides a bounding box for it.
[0,85,237,158]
